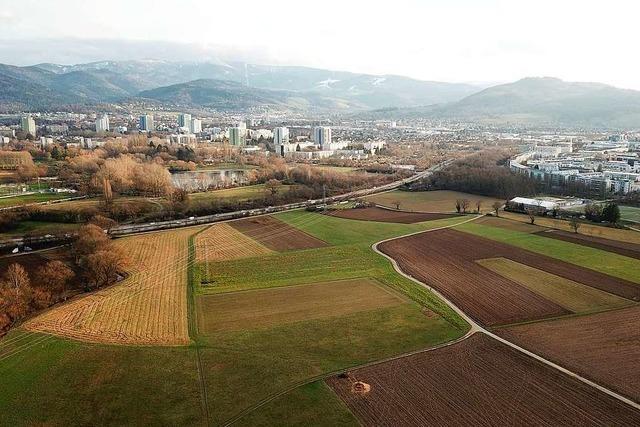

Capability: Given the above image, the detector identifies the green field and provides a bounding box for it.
[0,192,70,208]
[1,210,471,425]
[0,331,204,425]
[620,206,640,223]
[0,220,81,239]
[458,222,640,283]
[190,184,294,205]
[192,210,470,423]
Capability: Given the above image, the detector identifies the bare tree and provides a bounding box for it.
[392,200,401,210]
[36,261,75,301]
[525,208,536,225]
[492,201,502,217]
[0,263,32,321]
[265,179,282,197]
[455,199,462,213]
[475,200,482,214]
[85,249,128,289]
[461,199,470,214]
[569,216,581,234]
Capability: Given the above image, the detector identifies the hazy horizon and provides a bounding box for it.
[1,0,640,90]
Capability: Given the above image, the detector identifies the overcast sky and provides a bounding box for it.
[0,0,639,88]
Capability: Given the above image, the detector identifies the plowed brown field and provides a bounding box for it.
[379,229,639,326]
[326,333,640,426]
[24,227,200,345]
[327,207,458,223]
[195,223,273,262]
[498,305,640,402]
[230,215,327,251]
[536,229,640,260]
[378,230,569,326]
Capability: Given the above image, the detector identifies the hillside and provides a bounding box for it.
[137,79,358,111]
[0,60,479,111]
[437,77,640,128]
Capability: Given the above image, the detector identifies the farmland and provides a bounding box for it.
[25,227,201,345]
[534,228,640,260]
[0,192,70,208]
[326,206,459,223]
[476,258,631,313]
[196,278,405,333]
[500,211,640,244]
[498,306,640,403]
[194,222,273,262]
[365,189,503,213]
[326,333,640,426]
[229,215,328,251]
[620,205,640,223]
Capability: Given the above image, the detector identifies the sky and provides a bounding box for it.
[0,0,639,89]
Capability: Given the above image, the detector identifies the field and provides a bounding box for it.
[0,331,204,425]
[365,190,503,213]
[0,192,70,208]
[477,258,630,313]
[229,215,328,251]
[25,227,201,345]
[535,228,640,260]
[620,205,640,223]
[196,278,405,333]
[194,222,273,262]
[476,215,543,232]
[189,183,294,205]
[326,333,640,426]
[457,221,640,286]
[327,206,459,223]
[498,306,640,402]
[0,220,81,239]
[500,211,640,244]
[379,229,570,326]
[38,196,163,215]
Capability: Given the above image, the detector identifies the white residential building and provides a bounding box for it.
[178,113,191,129]
[95,114,110,133]
[191,118,202,134]
[139,114,154,132]
[229,127,246,146]
[21,115,36,136]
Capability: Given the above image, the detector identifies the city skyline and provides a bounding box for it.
[1,0,640,89]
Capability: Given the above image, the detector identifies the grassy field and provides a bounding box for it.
[501,211,640,244]
[0,192,70,208]
[0,331,204,425]
[620,206,640,223]
[190,184,294,205]
[195,223,273,262]
[458,222,640,284]
[0,220,81,239]
[477,257,630,313]
[365,190,503,213]
[196,278,405,333]
[235,381,358,427]
[1,210,472,425]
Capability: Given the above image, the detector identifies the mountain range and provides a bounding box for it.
[1,60,640,128]
[0,60,479,111]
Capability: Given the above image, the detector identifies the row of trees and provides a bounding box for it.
[416,149,537,199]
[0,261,74,334]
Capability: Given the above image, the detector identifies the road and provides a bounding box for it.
[109,160,451,237]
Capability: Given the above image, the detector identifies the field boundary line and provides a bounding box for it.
[373,217,640,412]
[187,228,212,427]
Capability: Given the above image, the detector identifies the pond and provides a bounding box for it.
[171,169,249,191]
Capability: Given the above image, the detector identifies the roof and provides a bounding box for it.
[509,197,558,209]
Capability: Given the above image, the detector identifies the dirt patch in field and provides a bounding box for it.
[195,223,273,262]
[230,215,327,251]
[327,207,459,224]
[326,333,640,426]
[536,229,640,260]
[379,230,569,326]
[498,306,640,403]
[380,229,640,326]
[197,278,404,334]
[25,227,201,345]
